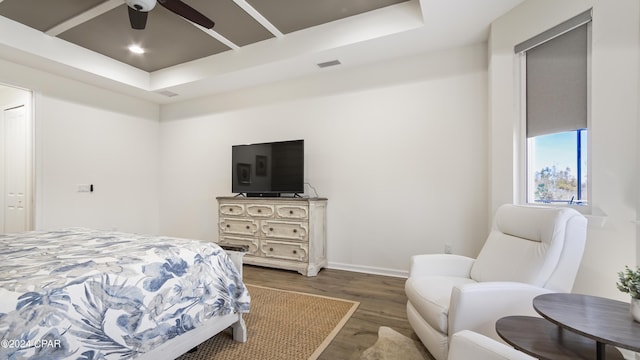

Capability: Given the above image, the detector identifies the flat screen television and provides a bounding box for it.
[232,139,304,197]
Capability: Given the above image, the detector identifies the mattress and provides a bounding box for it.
[0,228,250,359]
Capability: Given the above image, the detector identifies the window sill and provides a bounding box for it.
[565,205,607,229]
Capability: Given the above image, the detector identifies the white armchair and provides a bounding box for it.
[405,204,587,360]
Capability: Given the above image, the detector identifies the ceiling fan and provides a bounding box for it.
[125,0,214,30]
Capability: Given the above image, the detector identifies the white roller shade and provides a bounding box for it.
[516,9,591,138]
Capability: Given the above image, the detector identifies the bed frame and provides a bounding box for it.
[137,246,248,359]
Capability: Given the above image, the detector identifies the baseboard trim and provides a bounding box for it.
[327,262,408,278]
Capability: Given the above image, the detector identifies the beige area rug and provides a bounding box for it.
[177,284,359,360]
[360,327,431,360]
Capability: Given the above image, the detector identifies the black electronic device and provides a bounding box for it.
[231,140,304,197]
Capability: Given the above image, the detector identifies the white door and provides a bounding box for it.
[3,105,29,233]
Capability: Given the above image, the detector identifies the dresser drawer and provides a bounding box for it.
[220,203,245,216]
[220,218,259,236]
[261,240,308,262]
[246,204,274,218]
[218,236,259,256]
[276,205,308,220]
[262,221,308,241]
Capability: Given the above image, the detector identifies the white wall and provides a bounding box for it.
[159,44,489,276]
[0,58,161,234]
[489,0,640,299]
[0,86,30,105]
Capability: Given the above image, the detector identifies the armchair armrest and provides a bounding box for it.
[449,330,536,360]
[409,254,475,278]
[448,282,553,340]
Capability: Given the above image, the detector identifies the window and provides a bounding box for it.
[527,129,587,205]
[516,10,591,207]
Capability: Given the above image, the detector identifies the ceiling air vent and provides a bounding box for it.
[155,90,179,98]
[317,60,341,69]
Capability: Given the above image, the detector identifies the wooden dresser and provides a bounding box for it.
[216,197,327,276]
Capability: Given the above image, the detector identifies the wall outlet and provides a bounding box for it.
[444,243,452,254]
[77,184,91,192]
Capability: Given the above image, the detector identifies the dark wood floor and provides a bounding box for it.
[242,265,434,360]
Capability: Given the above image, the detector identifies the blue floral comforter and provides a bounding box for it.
[0,228,250,360]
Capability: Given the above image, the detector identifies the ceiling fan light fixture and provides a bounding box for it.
[125,0,157,12]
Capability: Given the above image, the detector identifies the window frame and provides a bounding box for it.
[516,19,593,214]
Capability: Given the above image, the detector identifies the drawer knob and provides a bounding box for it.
[246,225,250,229]
[269,227,274,232]
[293,250,297,254]
[269,247,274,252]
[293,229,297,233]
[229,208,233,212]
[226,224,230,228]
[289,210,294,214]
[257,209,262,213]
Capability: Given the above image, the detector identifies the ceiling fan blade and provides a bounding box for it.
[158,0,214,29]
[128,6,149,30]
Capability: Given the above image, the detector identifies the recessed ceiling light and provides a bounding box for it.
[128,45,145,54]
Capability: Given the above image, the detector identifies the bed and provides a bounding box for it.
[0,228,250,359]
